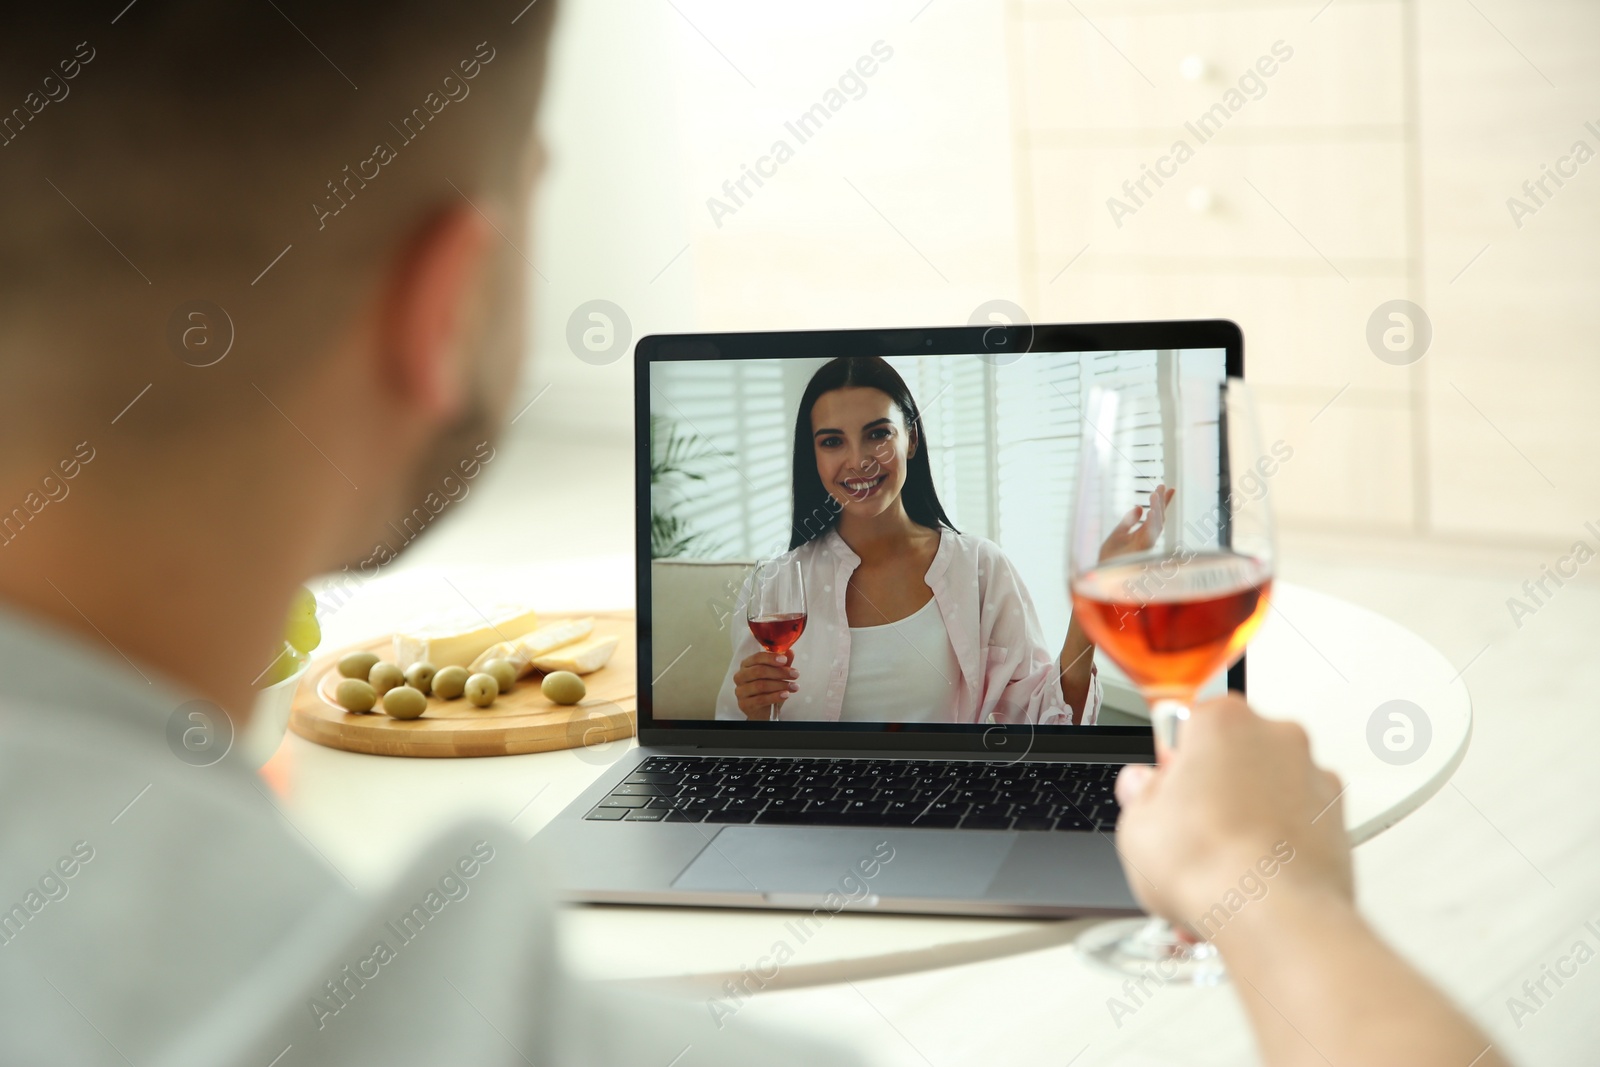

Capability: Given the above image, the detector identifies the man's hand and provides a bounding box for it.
[1112,695,1509,1067]
[1113,693,1353,931]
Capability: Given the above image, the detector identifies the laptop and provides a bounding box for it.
[537,319,1245,917]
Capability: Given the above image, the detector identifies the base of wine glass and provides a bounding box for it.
[1077,917,1227,985]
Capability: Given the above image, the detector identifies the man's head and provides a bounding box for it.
[0,4,557,710]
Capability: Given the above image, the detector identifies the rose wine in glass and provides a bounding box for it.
[1071,552,1272,706]
[748,558,807,721]
[1069,377,1276,984]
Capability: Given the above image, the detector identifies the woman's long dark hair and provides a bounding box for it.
[789,356,958,549]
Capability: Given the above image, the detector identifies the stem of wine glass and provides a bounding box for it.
[1150,698,1191,754]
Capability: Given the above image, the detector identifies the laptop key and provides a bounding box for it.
[703,810,757,824]
[910,813,961,828]
[1011,817,1056,831]
[853,812,918,827]
[598,795,652,808]
[923,800,971,818]
[842,800,887,815]
[585,807,629,821]
[624,809,668,821]
[797,774,841,787]
[966,803,1013,819]
[614,784,671,796]
[624,772,681,785]
[664,810,707,823]
[756,810,844,826]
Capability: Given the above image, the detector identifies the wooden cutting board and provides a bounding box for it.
[289,611,636,758]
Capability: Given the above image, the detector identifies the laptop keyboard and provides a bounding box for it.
[582,755,1126,831]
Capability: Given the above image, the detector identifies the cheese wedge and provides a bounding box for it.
[469,617,595,676]
[529,634,619,676]
[393,605,540,669]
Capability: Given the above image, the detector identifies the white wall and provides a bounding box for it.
[509,0,1599,555]
[518,0,1023,441]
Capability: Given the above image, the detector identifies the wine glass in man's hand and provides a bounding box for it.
[1068,380,1275,984]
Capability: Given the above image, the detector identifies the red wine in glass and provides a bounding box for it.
[749,612,807,655]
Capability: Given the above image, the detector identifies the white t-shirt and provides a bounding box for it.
[0,604,865,1067]
[838,598,960,722]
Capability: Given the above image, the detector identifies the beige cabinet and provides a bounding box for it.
[1008,0,1598,544]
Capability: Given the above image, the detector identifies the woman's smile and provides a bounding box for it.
[842,472,888,500]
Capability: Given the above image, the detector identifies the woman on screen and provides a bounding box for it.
[714,356,1169,725]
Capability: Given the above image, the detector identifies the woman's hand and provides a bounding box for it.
[1098,484,1175,563]
[733,651,799,720]
[1060,485,1174,721]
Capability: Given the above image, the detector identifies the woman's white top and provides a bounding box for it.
[837,597,960,722]
[715,528,1101,725]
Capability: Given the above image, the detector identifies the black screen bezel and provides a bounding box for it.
[634,319,1246,756]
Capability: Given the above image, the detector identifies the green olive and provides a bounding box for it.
[483,658,517,695]
[464,673,498,708]
[368,661,404,697]
[338,651,380,679]
[432,665,469,700]
[403,661,437,695]
[541,671,586,705]
[335,678,377,713]
[382,685,427,720]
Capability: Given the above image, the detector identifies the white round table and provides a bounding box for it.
[273,559,1470,994]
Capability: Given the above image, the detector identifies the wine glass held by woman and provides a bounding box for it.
[721,355,1140,725]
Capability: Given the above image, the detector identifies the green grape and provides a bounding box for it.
[288,585,317,621]
[261,642,306,687]
[285,612,321,654]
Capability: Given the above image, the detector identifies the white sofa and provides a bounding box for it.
[649,559,754,719]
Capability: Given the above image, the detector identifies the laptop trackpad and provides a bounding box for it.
[671,826,1013,901]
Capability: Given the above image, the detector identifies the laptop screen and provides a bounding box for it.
[641,330,1241,741]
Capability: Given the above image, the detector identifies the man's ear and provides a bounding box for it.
[375,204,494,422]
